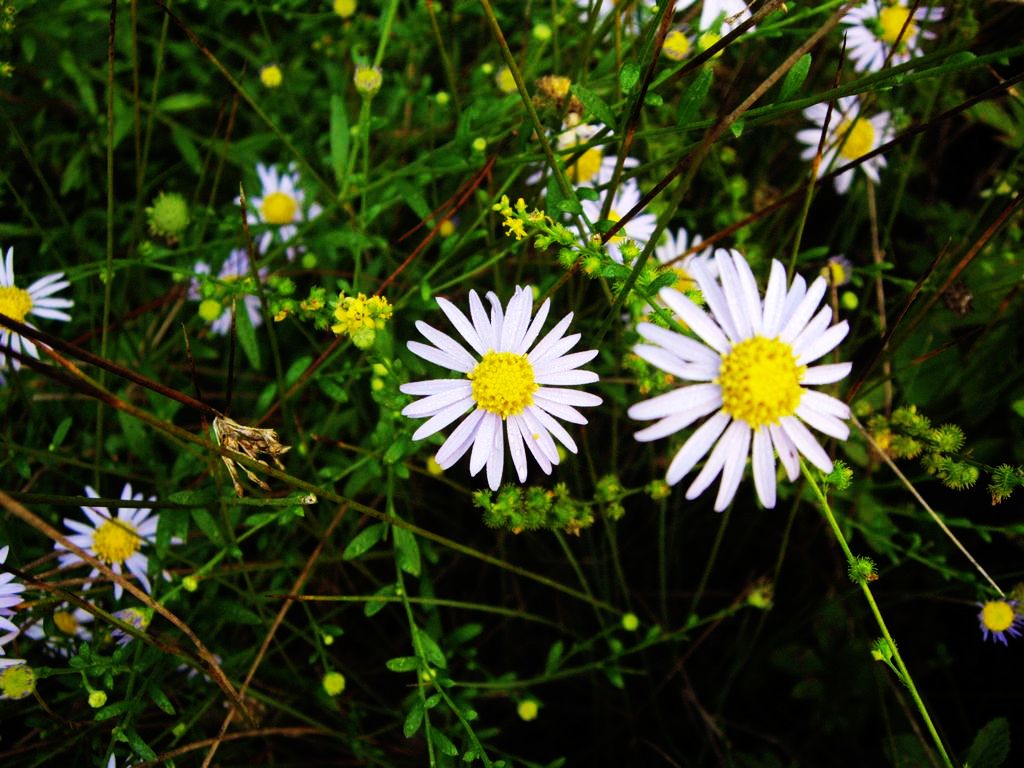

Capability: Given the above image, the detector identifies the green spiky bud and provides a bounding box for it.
[848,556,878,585]
[146,191,190,243]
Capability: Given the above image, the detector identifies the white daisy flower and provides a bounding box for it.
[0,546,25,617]
[655,227,716,293]
[842,0,944,73]
[54,484,160,600]
[189,249,268,336]
[580,180,658,263]
[677,0,753,33]
[796,95,894,195]
[628,250,852,511]
[528,122,637,190]
[241,163,322,259]
[111,606,152,646]
[24,605,94,655]
[401,286,602,491]
[0,246,74,371]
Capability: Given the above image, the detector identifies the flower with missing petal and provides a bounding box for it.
[401,286,602,490]
[0,247,74,371]
[240,163,322,259]
[796,95,894,194]
[978,600,1023,646]
[628,250,852,511]
[54,484,159,600]
[842,0,944,73]
[189,250,268,336]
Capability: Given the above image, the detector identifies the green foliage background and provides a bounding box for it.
[1,0,1023,766]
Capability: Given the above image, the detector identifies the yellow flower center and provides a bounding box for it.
[53,610,79,635]
[718,336,805,429]
[836,118,875,161]
[569,147,603,184]
[468,351,538,419]
[607,209,624,244]
[662,30,691,62]
[878,7,915,44]
[981,601,1015,633]
[92,519,142,566]
[0,285,33,324]
[672,265,697,292]
[260,64,283,89]
[496,67,516,94]
[260,191,298,225]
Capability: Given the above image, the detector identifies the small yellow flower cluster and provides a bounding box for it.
[331,292,393,349]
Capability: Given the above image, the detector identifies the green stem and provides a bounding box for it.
[803,463,955,768]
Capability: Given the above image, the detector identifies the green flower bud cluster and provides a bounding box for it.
[473,483,593,535]
[869,406,983,493]
[146,191,190,244]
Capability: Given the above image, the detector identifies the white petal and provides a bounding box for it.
[761,260,789,337]
[796,321,849,366]
[436,409,485,468]
[529,332,582,367]
[779,276,827,343]
[411,396,475,441]
[520,408,559,465]
[731,250,764,335]
[436,297,486,356]
[796,402,850,440]
[528,313,574,362]
[534,387,602,408]
[779,416,832,473]
[800,389,850,419]
[690,256,741,341]
[400,378,467,396]
[628,382,721,422]
[712,421,752,512]
[519,298,551,353]
[402,385,474,419]
[407,340,472,373]
[636,322,720,365]
[801,362,852,385]
[486,422,505,490]
[768,423,800,481]
[790,306,834,359]
[532,349,597,376]
[713,250,752,340]
[511,414,551,474]
[469,290,495,349]
[500,287,532,353]
[414,321,477,370]
[533,396,587,425]
[633,394,722,442]
[534,369,599,386]
[666,410,731,485]
[486,292,505,344]
[751,428,777,509]
[658,288,730,354]
[685,420,742,504]
[506,418,528,482]
[528,404,578,454]
[469,411,498,476]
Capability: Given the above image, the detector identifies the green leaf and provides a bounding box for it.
[117,408,150,461]
[158,93,210,112]
[191,509,224,546]
[403,700,424,738]
[570,83,616,126]
[94,701,131,721]
[168,489,216,505]
[330,94,349,185]
[285,355,312,386]
[317,376,350,403]
[59,50,97,116]
[416,627,447,669]
[967,718,1010,768]
[60,148,88,196]
[729,119,744,138]
[365,583,393,617]
[123,727,158,761]
[343,522,387,560]
[556,198,583,215]
[779,53,811,101]
[619,63,640,93]
[148,684,176,715]
[49,417,73,451]
[393,525,421,576]
[171,127,202,175]
[233,296,262,370]
[677,67,713,129]
[544,640,564,674]
[385,656,419,672]
[434,730,459,757]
